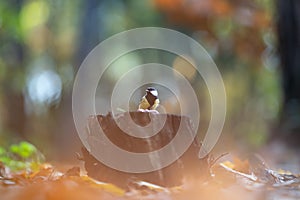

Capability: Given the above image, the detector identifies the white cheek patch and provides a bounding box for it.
[150,90,158,97]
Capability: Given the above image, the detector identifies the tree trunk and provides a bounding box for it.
[276,0,300,144]
[82,112,208,188]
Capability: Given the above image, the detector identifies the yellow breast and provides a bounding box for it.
[138,96,151,110]
[138,96,159,110]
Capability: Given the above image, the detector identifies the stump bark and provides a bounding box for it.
[81,112,208,188]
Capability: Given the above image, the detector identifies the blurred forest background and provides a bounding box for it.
[0,0,279,162]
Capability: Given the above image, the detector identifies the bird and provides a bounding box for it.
[138,87,160,111]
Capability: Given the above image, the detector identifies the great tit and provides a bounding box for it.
[138,87,160,111]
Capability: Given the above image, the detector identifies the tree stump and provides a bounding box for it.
[81,112,208,188]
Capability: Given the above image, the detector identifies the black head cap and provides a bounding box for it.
[146,87,156,92]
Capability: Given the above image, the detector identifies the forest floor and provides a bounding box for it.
[1,141,300,200]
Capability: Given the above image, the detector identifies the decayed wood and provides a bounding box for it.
[82,112,208,188]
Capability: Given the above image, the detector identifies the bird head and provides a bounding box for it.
[146,87,158,97]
